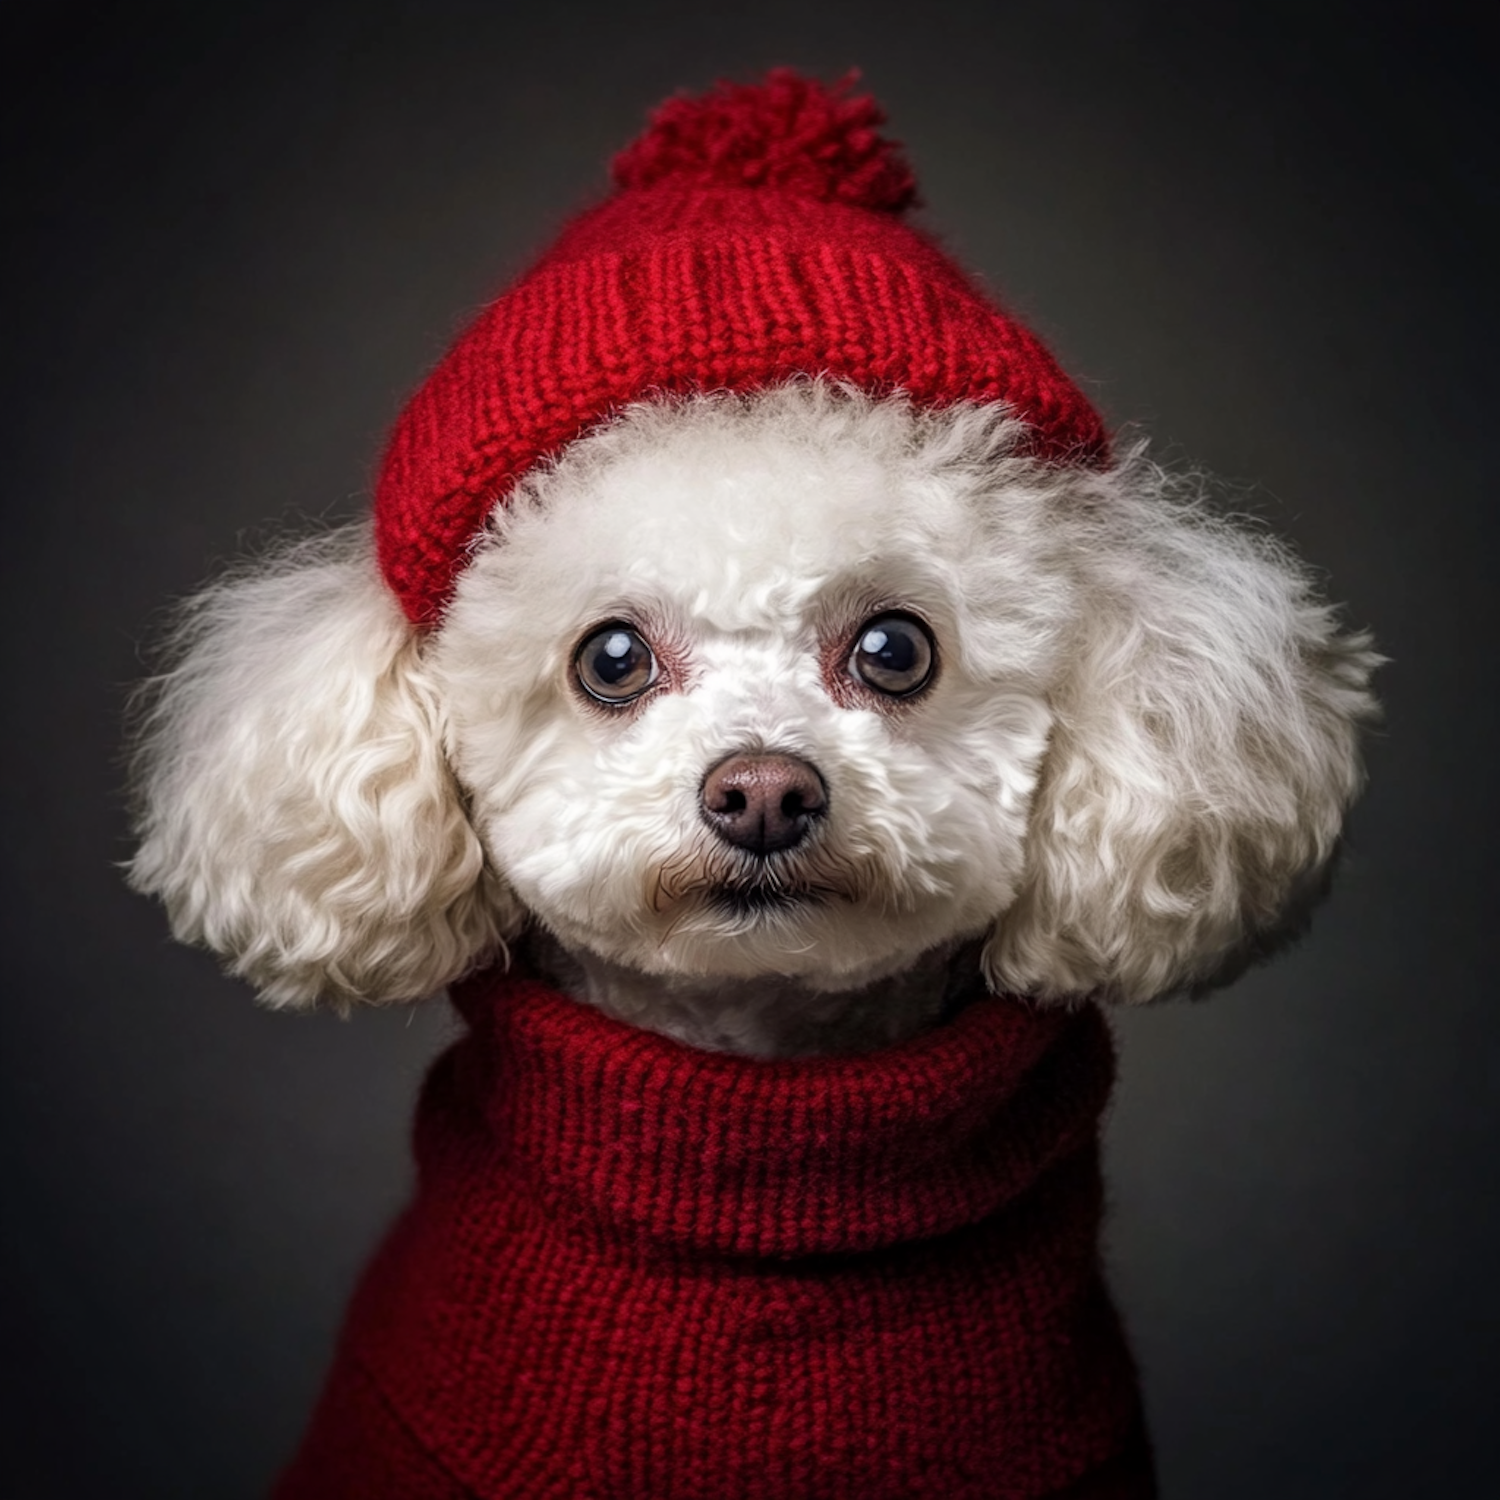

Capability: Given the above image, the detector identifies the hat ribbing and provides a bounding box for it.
[375,71,1107,626]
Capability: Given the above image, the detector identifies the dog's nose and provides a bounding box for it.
[700,752,828,856]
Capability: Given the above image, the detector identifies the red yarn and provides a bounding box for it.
[274,972,1155,1498]
[373,72,1109,626]
[612,70,918,211]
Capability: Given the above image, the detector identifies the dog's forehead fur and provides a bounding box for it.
[443,384,1069,685]
[498,395,959,624]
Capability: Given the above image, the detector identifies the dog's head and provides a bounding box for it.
[128,382,1378,1016]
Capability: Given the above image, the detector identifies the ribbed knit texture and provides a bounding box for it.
[374,72,1108,625]
[274,972,1155,1498]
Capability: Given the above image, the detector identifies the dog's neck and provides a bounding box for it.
[520,928,987,1058]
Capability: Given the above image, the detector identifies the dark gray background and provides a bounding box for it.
[3,2,1494,1495]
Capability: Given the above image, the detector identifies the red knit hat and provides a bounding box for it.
[375,71,1108,626]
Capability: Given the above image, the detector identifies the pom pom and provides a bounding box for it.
[612,70,917,214]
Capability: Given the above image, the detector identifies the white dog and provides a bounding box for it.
[130,380,1376,1056]
[124,70,1380,1500]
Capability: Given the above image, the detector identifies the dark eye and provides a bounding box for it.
[575,625,659,704]
[848,614,935,697]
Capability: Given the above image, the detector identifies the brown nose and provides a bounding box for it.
[700,752,828,856]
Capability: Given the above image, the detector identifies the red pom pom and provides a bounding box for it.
[612,70,917,214]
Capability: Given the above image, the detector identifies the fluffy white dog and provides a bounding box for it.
[129,380,1377,1056]
[125,71,1385,1499]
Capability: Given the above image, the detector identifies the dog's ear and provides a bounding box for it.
[983,460,1380,1004]
[128,526,515,1007]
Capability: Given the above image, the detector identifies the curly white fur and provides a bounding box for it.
[127,532,514,1008]
[128,382,1378,1049]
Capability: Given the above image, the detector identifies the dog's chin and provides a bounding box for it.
[658,875,839,958]
[559,901,941,993]
[524,845,987,992]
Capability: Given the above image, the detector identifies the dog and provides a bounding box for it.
[127,73,1377,1500]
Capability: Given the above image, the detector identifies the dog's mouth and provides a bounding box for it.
[648,841,860,921]
[706,878,827,917]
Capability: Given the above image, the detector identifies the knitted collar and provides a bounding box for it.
[446,967,1114,1260]
[279,970,1152,1497]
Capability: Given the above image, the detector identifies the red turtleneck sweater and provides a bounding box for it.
[274,972,1154,1498]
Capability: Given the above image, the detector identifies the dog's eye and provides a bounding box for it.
[848,614,935,697]
[575,625,659,704]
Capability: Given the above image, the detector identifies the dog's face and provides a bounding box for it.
[434,389,1063,990]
